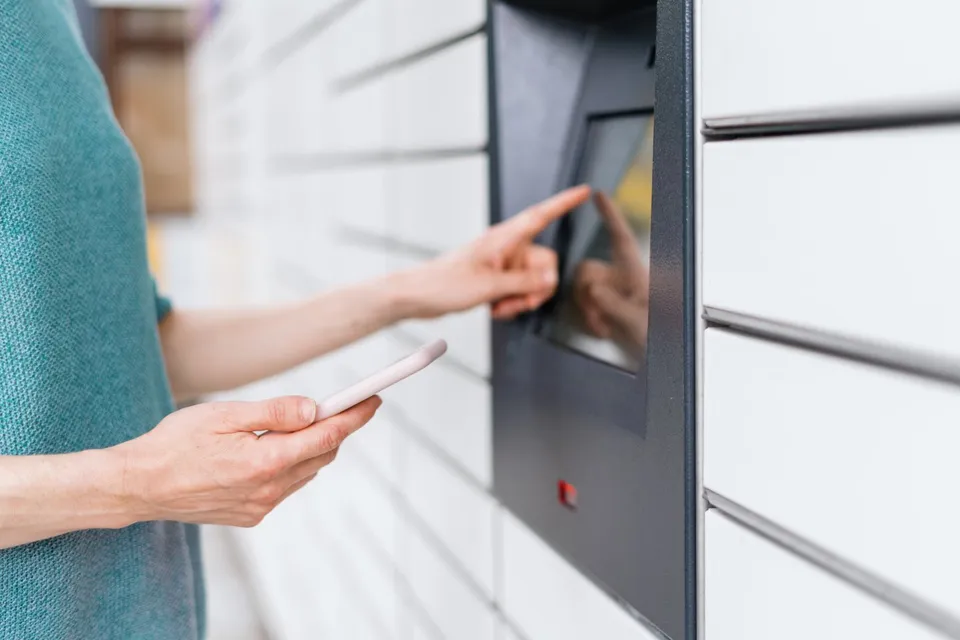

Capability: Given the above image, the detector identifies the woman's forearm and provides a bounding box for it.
[0,449,139,550]
[159,271,421,400]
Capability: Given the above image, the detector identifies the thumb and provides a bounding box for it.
[211,396,318,434]
[489,267,556,300]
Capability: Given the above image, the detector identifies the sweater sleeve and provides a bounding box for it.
[152,278,173,323]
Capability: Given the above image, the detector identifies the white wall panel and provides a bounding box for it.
[500,510,660,640]
[705,512,942,640]
[704,329,960,615]
[701,0,960,125]
[703,126,960,362]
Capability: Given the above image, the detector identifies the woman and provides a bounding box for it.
[0,2,590,638]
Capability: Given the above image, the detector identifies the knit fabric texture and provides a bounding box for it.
[0,1,204,638]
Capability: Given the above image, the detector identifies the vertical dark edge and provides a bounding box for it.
[677,0,698,635]
[484,0,505,608]
[486,1,503,230]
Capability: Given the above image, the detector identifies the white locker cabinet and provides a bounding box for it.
[401,433,498,598]
[189,1,692,638]
[705,512,943,640]
[702,125,960,363]
[701,0,960,126]
[704,329,960,616]
[499,511,661,640]
[396,514,498,640]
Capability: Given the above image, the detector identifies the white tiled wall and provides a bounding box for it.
[187,2,655,639]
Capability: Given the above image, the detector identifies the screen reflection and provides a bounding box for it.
[540,114,653,372]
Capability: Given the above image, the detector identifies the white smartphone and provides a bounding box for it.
[314,339,448,420]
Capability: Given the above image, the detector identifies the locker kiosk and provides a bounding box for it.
[488,1,696,638]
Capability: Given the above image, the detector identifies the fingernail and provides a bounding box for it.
[299,398,317,423]
[543,269,557,286]
[373,396,383,409]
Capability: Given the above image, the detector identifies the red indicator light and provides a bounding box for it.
[557,480,578,510]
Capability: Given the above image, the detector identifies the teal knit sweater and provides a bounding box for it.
[0,1,204,638]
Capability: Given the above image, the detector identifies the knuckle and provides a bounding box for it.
[253,448,285,479]
[267,398,288,426]
[318,425,346,453]
[258,484,283,505]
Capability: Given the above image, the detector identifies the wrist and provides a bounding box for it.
[89,446,154,528]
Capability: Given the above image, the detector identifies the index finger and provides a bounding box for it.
[498,185,592,245]
[594,191,645,274]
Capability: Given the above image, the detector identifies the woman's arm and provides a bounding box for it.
[0,395,378,550]
[0,450,132,549]
[160,186,592,401]
[159,272,418,400]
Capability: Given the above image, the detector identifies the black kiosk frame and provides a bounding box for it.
[488,1,695,639]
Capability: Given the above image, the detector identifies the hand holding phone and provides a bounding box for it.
[315,339,448,420]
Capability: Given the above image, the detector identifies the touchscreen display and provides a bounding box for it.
[540,113,654,372]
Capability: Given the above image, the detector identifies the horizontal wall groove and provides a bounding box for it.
[215,0,366,101]
[703,106,960,140]
[270,145,488,172]
[337,225,443,262]
[705,489,960,639]
[346,444,498,608]
[703,306,960,389]
[261,0,366,71]
[300,506,396,638]
[331,25,487,94]
[338,507,448,640]
[340,363,492,494]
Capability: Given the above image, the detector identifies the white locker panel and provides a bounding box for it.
[336,445,400,564]
[397,515,498,640]
[499,510,660,640]
[329,81,389,153]
[702,126,960,361]
[401,308,491,379]
[384,0,485,61]
[385,35,488,150]
[705,512,942,640]
[701,0,960,126]
[329,0,386,79]
[704,329,960,615]
[398,604,443,640]
[381,335,492,486]
[402,433,497,598]
[317,165,389,236]
[348,410,404,488]
[385,154,489,253]
[497,620,526,640]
